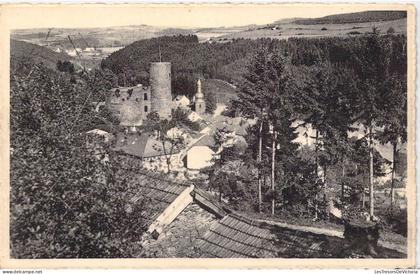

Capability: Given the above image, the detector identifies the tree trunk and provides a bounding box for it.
[368,124,374,218]
[271,131,277,216]
[362,190,365,209]
[219,179,222,202]
[166,157,171,174]
[314,129,319,220]
[258,121,263,213]
[362,168,366,209]
[391,142,397,208]
[315,129,319,177]
[341,160,345,206]
[323,165,327,202]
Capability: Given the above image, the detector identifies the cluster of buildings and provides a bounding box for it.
[54,46,124,58]
[83,62,407,258]
[90,62,246,177]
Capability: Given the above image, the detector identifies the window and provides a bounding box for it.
[144,93,148,101]
[127,89,133,98]
[144,105,148,113]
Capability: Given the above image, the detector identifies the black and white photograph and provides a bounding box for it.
[1,3,415,268]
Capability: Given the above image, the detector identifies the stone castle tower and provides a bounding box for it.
[107,62,173,127]
[195,79,206,115]
[150,62,172,120]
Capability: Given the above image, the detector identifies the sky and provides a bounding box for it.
[1,4,408,29]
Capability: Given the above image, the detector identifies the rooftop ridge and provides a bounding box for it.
[136,169,192,187]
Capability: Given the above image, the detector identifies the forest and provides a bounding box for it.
[10,28,407,258]
[101,32,406,101]
[292,10,406,25]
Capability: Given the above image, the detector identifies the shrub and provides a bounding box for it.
[10,62,146,258]
[380,207,407,236]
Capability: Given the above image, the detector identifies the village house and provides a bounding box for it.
[185,135,219,174]
[113,132,185,173]
[172,95,190,109]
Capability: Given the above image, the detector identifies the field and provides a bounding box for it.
[11,10,407,50]
[216,18,406,41]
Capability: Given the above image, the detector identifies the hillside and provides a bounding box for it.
[101,34,406,107]
[11,10,407,50]
[100,35,257,92]
[218,18,406,41]
[293,11,407,25]
[11,25,247,50]
[293,10,407,25]
[11,39,73,71]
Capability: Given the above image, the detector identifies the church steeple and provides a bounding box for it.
[195,79,206,115]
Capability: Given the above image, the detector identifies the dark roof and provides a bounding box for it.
[191,135,217,149]
[210,116,250,136]
[119,169,191,227]
[197,214,277,258]
[197,213,351,258]
[114,132,150,158]
[114,132,181,158]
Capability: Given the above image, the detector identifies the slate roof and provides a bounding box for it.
[196,212,352,258]
[119,169,191,227]
[197,214,277,258]
[114,132,181,158]
[191,135,217,149]
[210,116,250,136]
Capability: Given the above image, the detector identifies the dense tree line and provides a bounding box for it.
[101,33,406,99]
[204,30,406,225]
[10,61,147,258]
[292,11,406,25]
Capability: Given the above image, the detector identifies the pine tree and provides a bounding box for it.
[377,73,407,207]
[352,28,393,218]
[297,62,356,216]
[233,45,298,215]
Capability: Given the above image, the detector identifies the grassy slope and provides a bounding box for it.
[293,10,406,25]
[219,18,406,41]
[11,39,73,70]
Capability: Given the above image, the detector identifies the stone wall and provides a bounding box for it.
[107,85,151,126]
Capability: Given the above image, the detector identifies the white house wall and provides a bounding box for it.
[187,146,215,170]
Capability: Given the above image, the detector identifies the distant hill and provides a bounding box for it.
[12,10,407,49]
[156,28,195,37]
[292,10,406,25]
[101,33,406,100]
[11,39,73,70]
